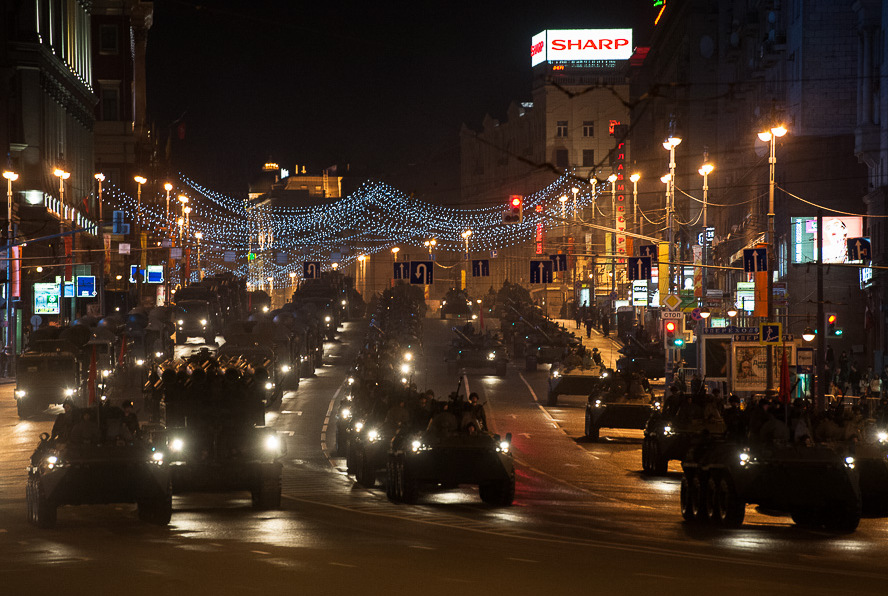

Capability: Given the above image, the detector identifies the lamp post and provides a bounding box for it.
[757,124,787,393]
[462,229,472,256]
[608,174,618,295]
[698,162,714,297]
[3,170,18,371]
[134,175,147,228]
[177,196,188,244]
[462,230,472,292]
[571,186,579,218]
[663,134,682,294]
[53,167,70,324]
[630,173,640,235]
[94,173,106,315]
[194,231,203,280]
[357,254,366,296]
[559,194,568,252]
[424,238,437,258]
[163,183,173,230]
[391,246,400,261]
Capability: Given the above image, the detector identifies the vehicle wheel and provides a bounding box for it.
[525,356,537,372]
[641,437,652,474]
[17,398,33,420]
[790,510,820,529]
[397,457,417,504]
[711,475,745,528]
[495,361,507,377]
[334,427,346,457]
[345,440,356,476]
[251,472,282,510]
[386,456,399,501]
[355,447,375,488]
[691,474,710,522]
[651,439,668,475]
[587,423,600,442]
[547,392,558,407]
[824,506,861,533]
[680,474,697,522]
[29,476,56,529]
[584,408,592,437]
[479,478,515,507]
[139,487,173,525]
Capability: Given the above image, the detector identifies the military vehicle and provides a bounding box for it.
[547,363,606,407]
[440,288,475,320]
[849,430,888,514]
[386,427,515,506]
[641,413,725,475]
[15,340,81,418]
[680,438,861,531]
[153,351,285,509]
[26,413,172,528]
[583,370,657,441]
[444,327,508,377]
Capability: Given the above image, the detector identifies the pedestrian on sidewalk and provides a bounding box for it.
[584,314,593,339]
[601,315,611,338]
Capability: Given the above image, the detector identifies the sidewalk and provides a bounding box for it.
[551,318,624,371]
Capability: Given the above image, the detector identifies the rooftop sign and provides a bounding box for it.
[531,29,633,66]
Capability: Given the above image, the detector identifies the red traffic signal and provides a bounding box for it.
[511,196,521,208]
[664,321,677,333]
[503,195,523,223]
[827,314,837,325]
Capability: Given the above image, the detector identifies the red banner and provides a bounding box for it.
[64,236,72,280]
[11,246,20,298]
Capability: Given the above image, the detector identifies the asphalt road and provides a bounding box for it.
[2,318,888,595]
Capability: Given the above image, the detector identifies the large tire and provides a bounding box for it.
[139,487,173,525]
[650,439,668,476]
[641,437,652,474]
[17,398,34,420]
[354,447,375,488]
[711,475,745,528]
[680,475,696,522]
[252,471,282,510]
[824,506,861,533]
[691,474,710,522]
[587,423,600,442]
[28,476,56,529]
[584,408,592,437]
[397,457,417,504]
[479,479,515,507]
[386,456,399,501]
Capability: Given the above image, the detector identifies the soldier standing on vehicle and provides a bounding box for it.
[467,392,488,431]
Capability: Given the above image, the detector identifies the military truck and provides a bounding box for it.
[547,363,606,407]
[153,352,285,509]
[444,327,508,377]
[15,340,81,418]
[680,438,861,531]
[583,370,657,441]
[641,413,725,475]
[26,414,172,528]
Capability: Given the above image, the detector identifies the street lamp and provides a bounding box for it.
[424,238,437,257]
[629,173,640,234]
[802,327,816,342]
[53,168,70,219]
[571,186,579,218]
[698,162,714,297]
[163,182,173,228]
[462,229,472,256]
[607,174,618,294]
[757,123,787,392]
[391,246,400,261]
[662,134,682,294]
[94,173,107,314]
[194,231,203,279]
[289,270,297,290]
[134,175,147,225]
[177,195,188,244]
[3,170,18,369]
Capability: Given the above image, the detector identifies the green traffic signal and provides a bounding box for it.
[672,337,685,347]
[247,252,256,261]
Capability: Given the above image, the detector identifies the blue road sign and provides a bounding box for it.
[530,260,553,284]
[409,261,434,285]
[847,237,871,261]
[549,254,568,272]
[743,248,768,273]
[472,259,490,277]
[639,244,657,258]
[627,256,652,281]
[760,323,782,344]
[76,276,96,297]
[276,251,287,264]
[393,262,409,280]
[303,261,321,279]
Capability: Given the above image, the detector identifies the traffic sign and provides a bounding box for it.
[691,307,703,321]
[639,244,657,258]
[472,259,490,277]
[759,322,782,344]
[847,237,871,261]
[663,294,682,310]
[626,256,652,280]
[743,248,768,273]
[529,260,553,284]
[409,260,434,285]
[303,261,321,279]
[549,254,568,272]
[661,310,684,320]
[393,262,409,280]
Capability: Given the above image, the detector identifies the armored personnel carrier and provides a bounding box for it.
[26,413,171,528]
[547,363,606,407]
[444,327,508,377]
[152,351,285,509]
[584,370,657,441]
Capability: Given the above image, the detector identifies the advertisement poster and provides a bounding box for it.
[703,337,731,380]
[34,282,60,315]
[732,342,794,392]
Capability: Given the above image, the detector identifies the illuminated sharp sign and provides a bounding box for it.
[531,29,633,66]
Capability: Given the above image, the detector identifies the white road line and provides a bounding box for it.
[321,380,346,467]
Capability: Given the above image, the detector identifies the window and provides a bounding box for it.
[99,24,119,54]
[583,121,594,137]
[582,149,595,167]
[555,149,569,169]
[556,120,568,137]
[100,85,120,121]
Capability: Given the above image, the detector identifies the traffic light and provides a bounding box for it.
[503,195,523,223]
[826,313,843,337]
[664,320,682,348]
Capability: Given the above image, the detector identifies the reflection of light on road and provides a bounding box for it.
[426,490,477,505]
[714,534,771,552]
[648,480,678,494]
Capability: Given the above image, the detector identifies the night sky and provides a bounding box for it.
[146,1,654,196]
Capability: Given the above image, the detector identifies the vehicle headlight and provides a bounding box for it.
[200,319,207,326]
[472,314,478,320]
[177,319,184,325]
[878,431,888,443]
[64,388,75,397]
[663,425,673,435]
[497,441,510,453]
[46,455,58,465]
[155,352,164,358]
[400,363,411,374]
[102,369,111,377]
[341,300,347,306]
[551,370,560,378]
[341,408,352,420]
[281,364,290,373]
[404,352,412,361]
[594,399,603,408]
[135,359,144,367]
[265,382,273,390]
[355,421,364,432]
[739,452,750,465]
[170,438,185,452]
[15,389,25,398]
[654,401,661,410]
[367,429,379,442]
[411,440,422,452]
[347,376,355,385]
[264,434,281,452]
[152,451,165,463]
[845,456,856,469]
[488,352,496,361]
[325,316,331,323]
[262,306,269,312]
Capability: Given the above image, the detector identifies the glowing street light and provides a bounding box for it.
[629,173,640,234]
[3,170,18,365]
[391,246,400,261]
[164,182,173,227]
